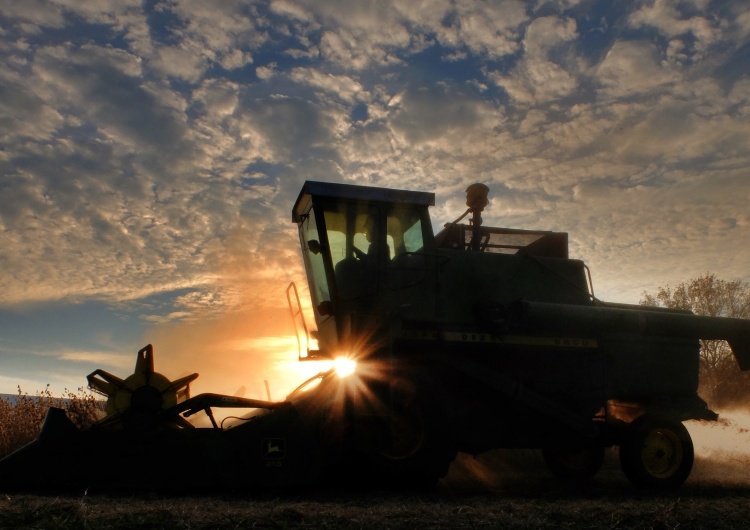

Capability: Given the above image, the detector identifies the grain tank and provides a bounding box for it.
[289,180,750,488]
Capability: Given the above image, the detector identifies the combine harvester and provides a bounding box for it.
[2,181,750,490]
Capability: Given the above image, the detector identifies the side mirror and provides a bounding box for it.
[308,239,322,255]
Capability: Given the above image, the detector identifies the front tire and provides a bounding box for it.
[372,399,455,488]
[619,414,694,489]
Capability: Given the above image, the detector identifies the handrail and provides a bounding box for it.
[286,282,310,360]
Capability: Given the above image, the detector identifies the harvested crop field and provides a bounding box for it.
[3,448,750,529]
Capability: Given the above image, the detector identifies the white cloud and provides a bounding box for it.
[0,0,66,30]
[729,77,750,103]
[235,94,337,163]
[524,16,577,57]
[256,64,277,79]
[165,0,269,55]
[289,68,365,104]
[629,0,720,59]
[496,59,578,105]
[59,350,133,370]
[595,40,678,98]
[391,84,502,142]
[271,0,528,71]
[154,44,208,82]
[219,48,253,70]
[735,8,750,40]
[442,0,528,59]
[319,29,401,70]
[1,0,750,319]
[539,104,615,152]
[51,0,142,25]
[192,79,239,117]
[0,69,64,142]
[270,0,315,22]
[490,16,580,105]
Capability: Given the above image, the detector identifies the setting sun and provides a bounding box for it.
[333,357,356,378]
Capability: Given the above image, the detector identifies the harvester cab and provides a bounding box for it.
[290,180,437,361]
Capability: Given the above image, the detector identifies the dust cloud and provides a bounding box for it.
[440,411,750,491]
[687,409,750,486]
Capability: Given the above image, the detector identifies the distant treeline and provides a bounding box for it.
[641,273,750,408]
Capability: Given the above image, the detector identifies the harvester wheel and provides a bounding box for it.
[543,445,605,481]
[619,414,694,489]
[378,399,427,461]
[372,399,455,488]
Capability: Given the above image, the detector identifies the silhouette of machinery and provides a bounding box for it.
[3,181,750,491]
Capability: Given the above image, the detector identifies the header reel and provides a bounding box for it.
[87,344,199,429]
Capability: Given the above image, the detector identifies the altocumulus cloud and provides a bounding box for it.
[1,0,750,392]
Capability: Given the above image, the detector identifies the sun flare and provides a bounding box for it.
[333,357,356,378]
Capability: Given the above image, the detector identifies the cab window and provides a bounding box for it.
[387,208,424,256]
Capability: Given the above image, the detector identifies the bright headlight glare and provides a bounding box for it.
[333,357,356,378]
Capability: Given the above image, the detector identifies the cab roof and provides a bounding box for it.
[292,180,435,222]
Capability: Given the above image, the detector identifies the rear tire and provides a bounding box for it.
[619,414,693,489]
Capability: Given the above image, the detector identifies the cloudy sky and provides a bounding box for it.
[1,0,749,397]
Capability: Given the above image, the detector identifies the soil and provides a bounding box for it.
[2,450,749,529]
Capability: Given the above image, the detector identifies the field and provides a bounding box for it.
[2,449,750,529]
[3,397,750,529]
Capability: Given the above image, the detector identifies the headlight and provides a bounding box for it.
[333,357,356,378]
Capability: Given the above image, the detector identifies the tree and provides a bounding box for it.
[640,273,750,407]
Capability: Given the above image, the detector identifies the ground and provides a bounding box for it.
[2,450,750,529]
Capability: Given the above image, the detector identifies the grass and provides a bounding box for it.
[0,386,101,459]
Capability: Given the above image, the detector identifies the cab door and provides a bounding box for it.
[298,204,339,354]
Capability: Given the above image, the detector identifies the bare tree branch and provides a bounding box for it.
[641,273,750,407]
